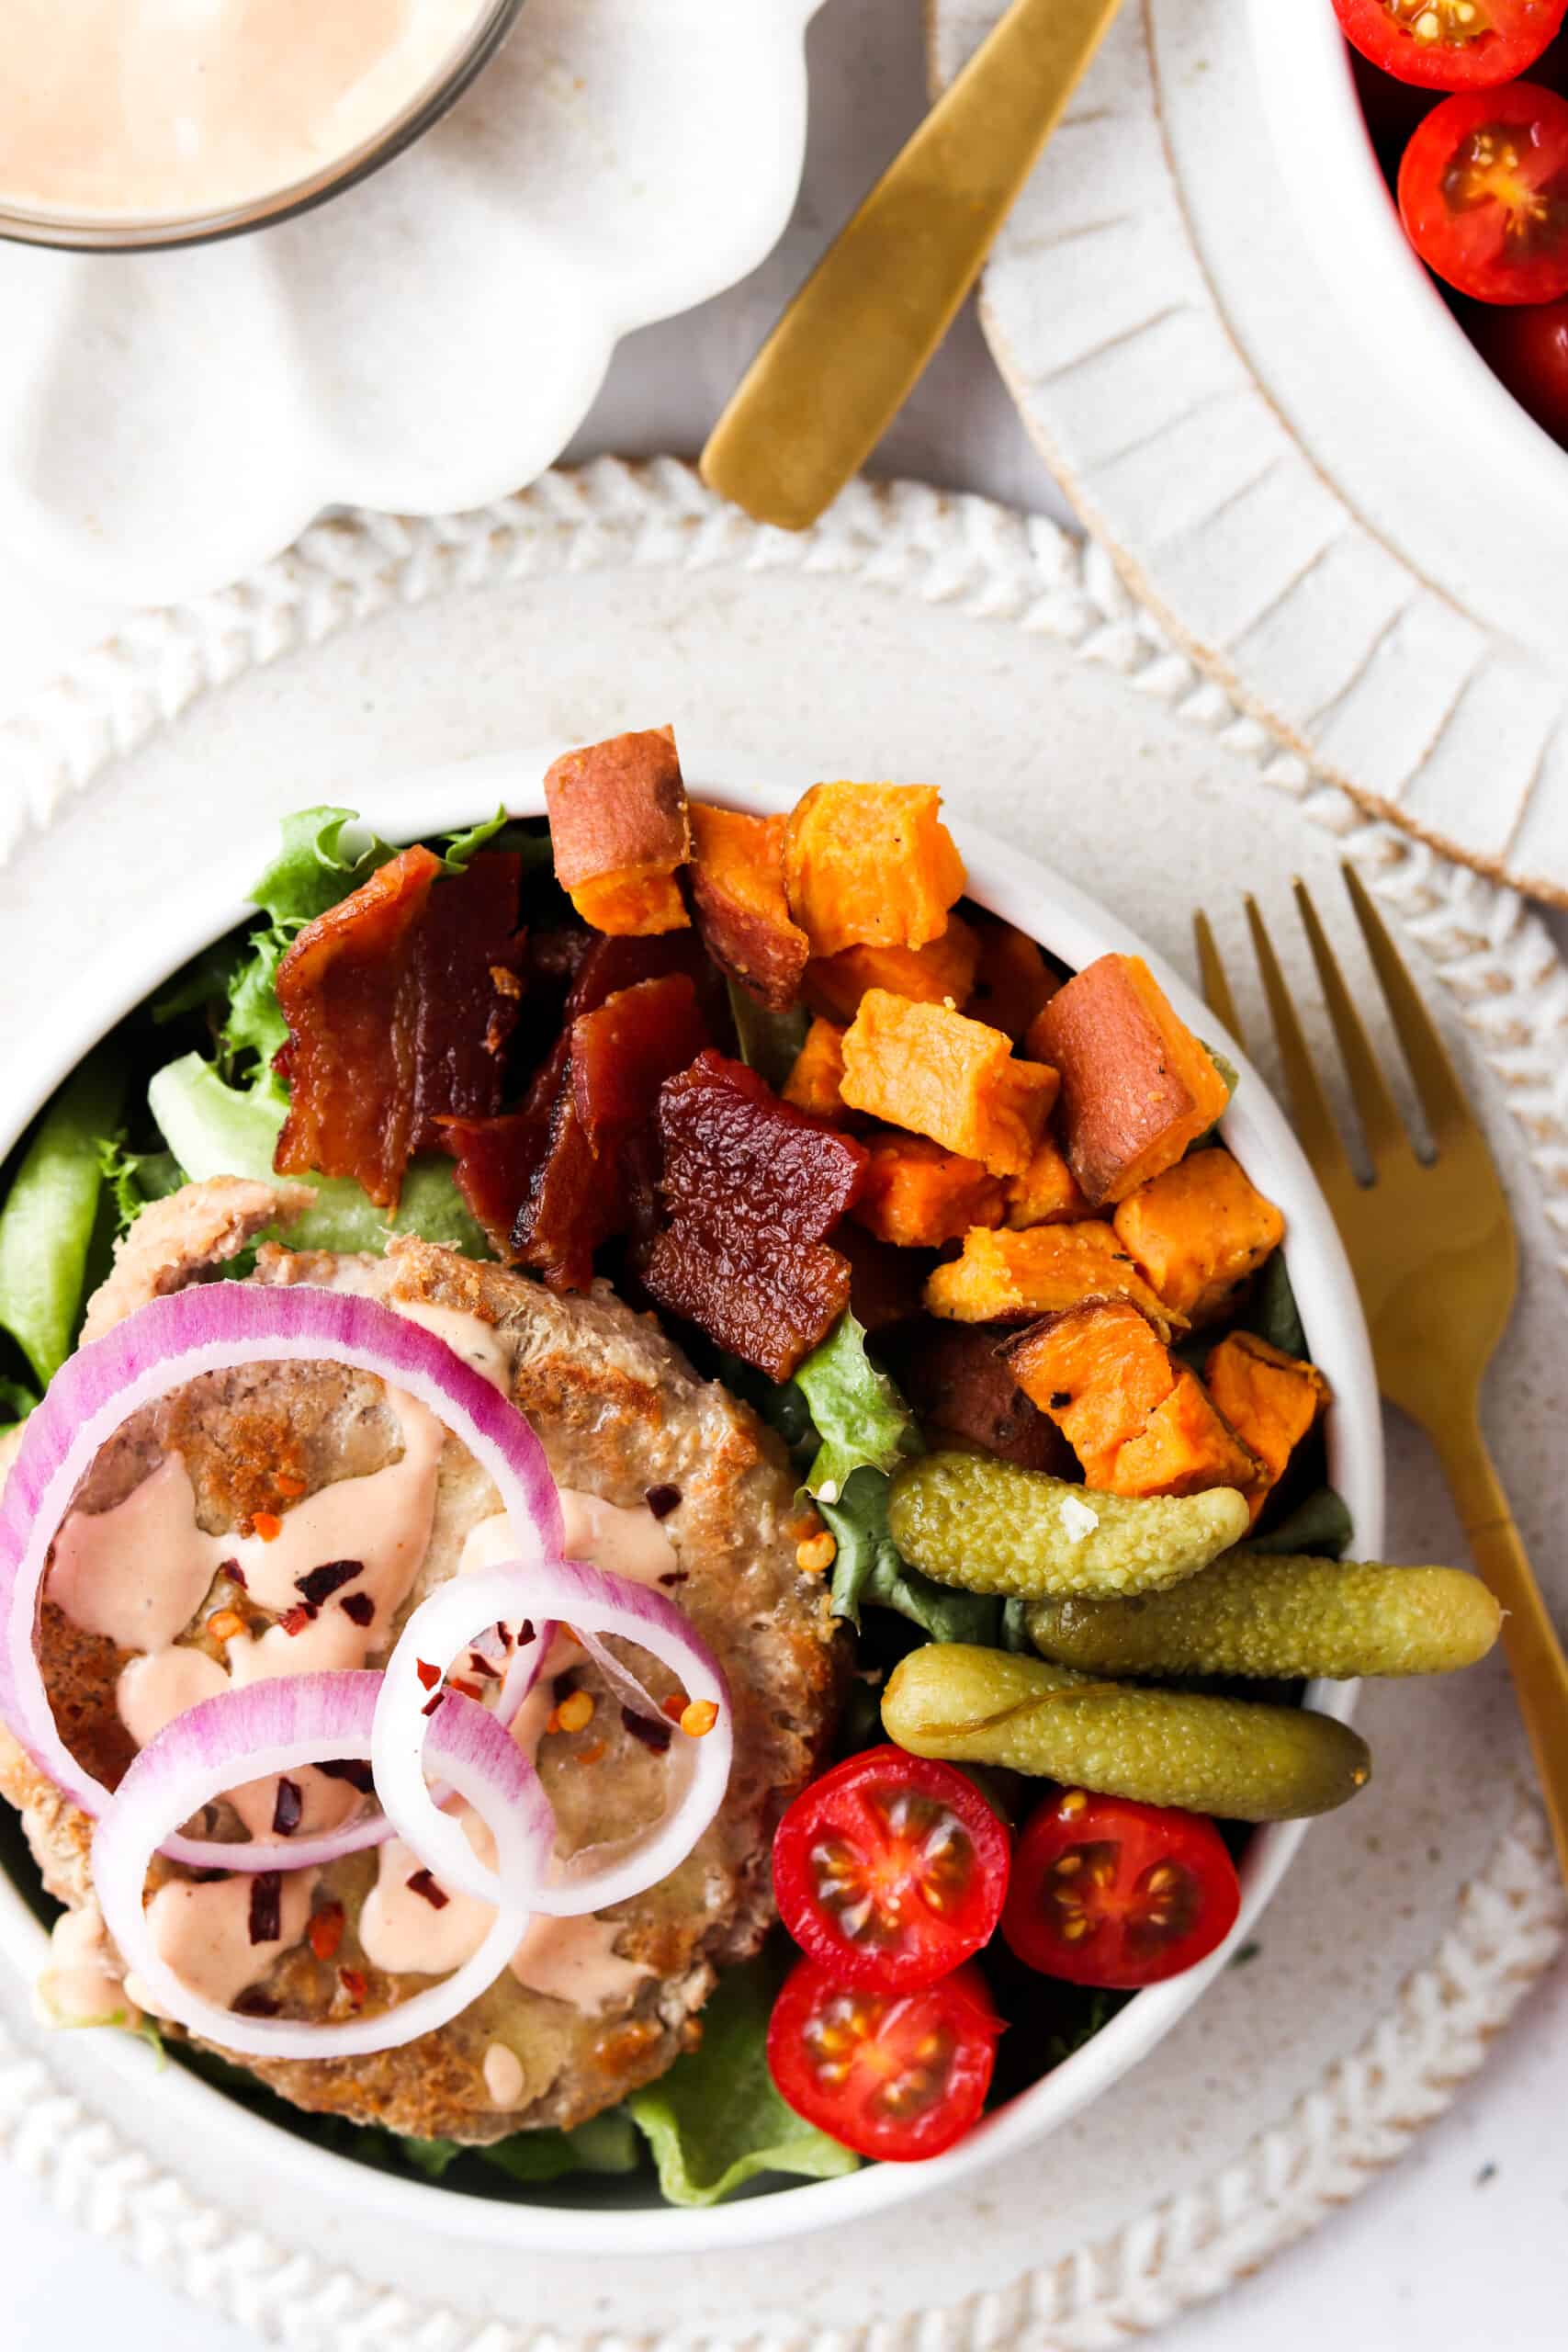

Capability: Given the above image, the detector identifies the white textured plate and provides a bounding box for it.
[0,463,1562,2344]
[929,0,1568,906]
[0,0,819,604]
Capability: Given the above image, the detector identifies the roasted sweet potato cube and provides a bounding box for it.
[923,1222,1184,1335]
[1030,954,1230,1207]
[687,803,808,1011]
[642,1051,869,1378]
[784,1018,851,1122]
[784,782,965,957]
[840,991,1058,1178]
[1112,1148,1285,1325]
[1205,1329,1331,1521]
[965,915,1060,1042]
[833,1220,929,1332]
[1007,1301,1261,1499]
[1005,1133,1092,1228]
[544,727,691,936]
[882,1317,1074,1474]
[803,917,980,1025]
[852,1132,1006,1250]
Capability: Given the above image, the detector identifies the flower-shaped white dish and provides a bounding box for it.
[0,749,1382,2254]
[0,0,820,603]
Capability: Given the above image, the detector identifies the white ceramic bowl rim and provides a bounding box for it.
[1247,0,1568,528]
[0,750,1383,2255]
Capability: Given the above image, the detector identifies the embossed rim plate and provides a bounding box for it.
[930,0,1568,905]
[0,749,1379,2253]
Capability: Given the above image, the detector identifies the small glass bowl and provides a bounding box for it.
[0,0,525,254]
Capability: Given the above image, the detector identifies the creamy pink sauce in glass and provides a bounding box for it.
[0,0,489,225]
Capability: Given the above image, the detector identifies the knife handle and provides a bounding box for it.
[701,0,1124,530]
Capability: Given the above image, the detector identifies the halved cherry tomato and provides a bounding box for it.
[766,1954,1002,2162]
[1001,1790,1240,1991]
[1399,82,1568,301]
[1334,0,1567,91]
[772,1745,1010,1991]
[1469,288,1568,431]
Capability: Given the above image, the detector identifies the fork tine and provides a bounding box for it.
[1192,910,1246,1049]
[1245,896,1358,1193]
[1341,865,1470,1148]
[1292,879,1408,1173]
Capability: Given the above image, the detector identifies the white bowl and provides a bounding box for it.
[0,751,1383,2255]
[1248,0,1568,534]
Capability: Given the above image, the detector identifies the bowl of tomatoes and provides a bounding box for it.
[1251,0,1568,513]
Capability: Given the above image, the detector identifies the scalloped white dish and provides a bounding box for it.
[0,748,1382,2254]
[0,0,820,602]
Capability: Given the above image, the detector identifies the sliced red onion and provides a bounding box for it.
[155,1615,558,1876]
[575,1627,666,1725]
[0,1284,562,1830]
[93,1672,547,2061]
[373,1560,732,1916]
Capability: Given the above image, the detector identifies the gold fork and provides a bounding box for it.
[1195,867,1568,1886]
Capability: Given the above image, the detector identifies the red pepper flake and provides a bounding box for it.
[272,1777,303,1837]
[660,1691,689,1723]
[415,1657,441,1690]
[317,1758,373,1793]
[657,1570,690,1588]
[645,1483,682,1521]
[308,1902,345,1962]
[467,1651,501,1681]
[406,1869,450,1911]
[295,1558,364,1608]
[338,1965,368,2010]
[274,1474,308,1499]
[448,1676,483,1701]
[252,1511,283,1544]
[278,1602,316,1637]
[495,1620,514,1651]
[622,1706,672,1754]
[515,1620,534,1648]
[422,1690,445,1718]
[219,1559,247,1589]
[231,1989,280,2018]
[248,1872,282,1946]
[339,1591,375,1628]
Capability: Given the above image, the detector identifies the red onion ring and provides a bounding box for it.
[154,1623,558,1876]
[93,1672,547,2060]
[0,1284,563,1834]
[372,1560,732,1917]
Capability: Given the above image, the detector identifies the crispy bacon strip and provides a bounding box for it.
[274,848,525,1210]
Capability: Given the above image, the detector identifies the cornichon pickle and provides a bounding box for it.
[886,1450,1249,1600]
[1025,1553,1502,1681]
[881,1644,1371,1820]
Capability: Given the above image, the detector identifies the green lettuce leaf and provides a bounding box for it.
[251,806,397,926]
[1247,1251,1308,1360]
[795,1312,918,1499]
[479,2109,640,2185]
[825,1464,999,1647]
[0,1055,124,1386]
[726,978,808,1091]
[148,1053,489,1258]
[1248,1484,1353,1559]
[626,1957,858,2206]
[97,1138,187,1237]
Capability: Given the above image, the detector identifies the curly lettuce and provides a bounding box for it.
[0,1054,124,1407]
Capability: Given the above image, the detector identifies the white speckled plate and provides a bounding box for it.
[929,0,1568,906]
[0,0,819,604]
[0,464,1562,2345]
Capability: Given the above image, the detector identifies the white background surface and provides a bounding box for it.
[0,4,1561,2347]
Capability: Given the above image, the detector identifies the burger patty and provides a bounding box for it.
[0,1181,847,2143]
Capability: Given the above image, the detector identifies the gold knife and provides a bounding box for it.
[701,0,1125,531]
